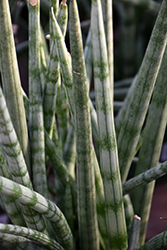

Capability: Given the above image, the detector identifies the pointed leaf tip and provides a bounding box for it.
[61,0,67,5]
[28,0,38,6]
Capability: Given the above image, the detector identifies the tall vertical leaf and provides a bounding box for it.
[0,0,30,172]
[131,44,167,246]
[43,1,68,138]
[69,1,99,249]
[101,0,114,98]
[28,0,48,198]
[118,0,167,183]
[91,0,127,249]
[63,122,76,178]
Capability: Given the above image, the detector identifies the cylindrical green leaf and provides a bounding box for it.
[0,85,47,233]
[44,1,68,137]
[28,0,48,198]
[91,0,127,248]
[63,122,76,179]
[69,1,99,249]
[131,43,167,245]
[128,215,141,250]
[0,148,25,226]
[0,0,30,172]
[0,223,64,250]
[138,230,167,250]
[122,160,167,195]
[0,176,74,250]
[118,0,167,183]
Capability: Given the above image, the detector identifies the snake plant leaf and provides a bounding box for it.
[138,230,167,250]
[64,178,75,234]
[93,149,110,249]
[63,122,76,179]
[45,130,77,207]
[43,0,68,138]
[101,0,113,99]
[69,0,99,249]
[49,0,59,47]
[0,176,74,250]
[56,82,69,151]
[122,160,167,196]
[0,86,32,189]
[123,195,134,237]
[0,148,26,226]
[51,8,74,117]
[91,0,127,248]
[89,99,99,147]
[0,223,65,250]
[131,43,167,245]
[118,0,167,183]
[0,232,49,250]
[40,26,49,93]
[0,85,47,233]
[0,193,25,227]
[128,215,141,250]
[43,40,60,137]
[28,0,49,198]
[51,6,99,140]
[84,29,93,90]
[0,0,30,172]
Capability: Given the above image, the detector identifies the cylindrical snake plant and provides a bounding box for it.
[0,0,167,249]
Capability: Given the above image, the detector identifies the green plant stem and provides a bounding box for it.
[40,26,49,93]
[43,41,59,138]
[69,1,99,249]
[0,85,47,233]
[51,8,100,165]
[28,0,48,198]
[94,149,110,249]
[128,215,141,250]
[65,179,74,234]
[118,0,167,183]
[91,0,127,249]
[122,160,167,195]
[138,230,167,250]
[130,44,167,246]
[0,223,64,250]
[50,0,59,48]
[45,130,77,206]
[52,12,74,117]
[56,82,69,150]
[0,176,74,250]
[20,90,76,204]
[84,28,92,90]
[0,148,26,226]
[0,86,31,187]
[124,195,134,237]
[0,0,30,172]
[63,122,76,178]
[101,0,114,98]
[0,232,48,250]
[44,0,68,138]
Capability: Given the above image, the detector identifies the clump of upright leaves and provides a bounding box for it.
[0,0,167,250]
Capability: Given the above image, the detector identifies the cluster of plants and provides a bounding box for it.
[0,0,167,249]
